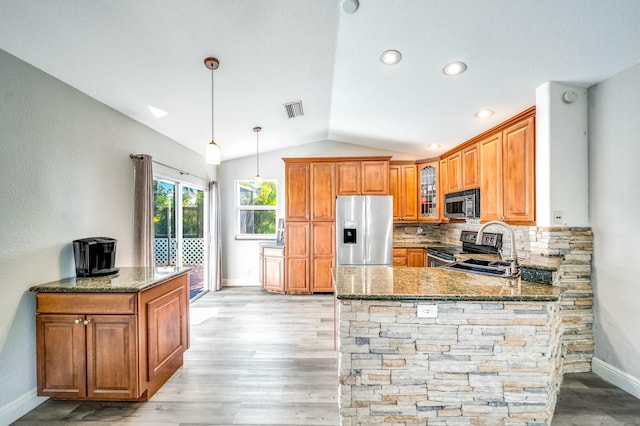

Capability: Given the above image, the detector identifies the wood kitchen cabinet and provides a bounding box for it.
[443,143,479,193]
[283,156,390,294]
[417,159,440,222]
[310,162,335,221]
[285,221,310,293]
[389,162,418,221]
[311,221,335,292]
[392,248,426,267]
[479,110,535,224]
[34,271,189,400]
[336,160,389,195]
[260,245,285,293]
[285,162,310,221]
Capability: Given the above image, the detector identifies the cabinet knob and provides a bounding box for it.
[83,319,91,326]
[74,319,81,324]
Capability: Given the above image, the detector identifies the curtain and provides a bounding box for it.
[132,154,154,268]
[209,181,222,291]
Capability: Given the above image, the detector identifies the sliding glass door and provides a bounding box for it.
[153,178,208,300]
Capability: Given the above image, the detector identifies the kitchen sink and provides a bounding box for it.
[444,258,519,278]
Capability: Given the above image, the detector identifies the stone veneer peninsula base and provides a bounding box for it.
[335,266,567,426]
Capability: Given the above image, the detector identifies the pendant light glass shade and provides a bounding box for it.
[254,126,262,185]
[204,57,221,164]
[206,140,220,164]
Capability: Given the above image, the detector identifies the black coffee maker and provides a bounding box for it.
[73,237,119,277]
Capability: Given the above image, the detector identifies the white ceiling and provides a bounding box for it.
[1,0,640,161]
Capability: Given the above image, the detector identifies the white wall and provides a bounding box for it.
[588,62,640,383]
[536,82,589,227]
[217,140,419,285]
[0,49,215,423]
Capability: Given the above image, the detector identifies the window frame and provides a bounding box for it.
[235,179,278,240]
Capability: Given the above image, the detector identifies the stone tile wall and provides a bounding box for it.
[338,299,563,425]
[393,222,594,375]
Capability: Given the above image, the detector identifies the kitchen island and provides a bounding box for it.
[334,265,565,425]
[29,267,191,401]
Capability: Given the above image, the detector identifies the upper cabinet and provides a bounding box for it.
[443,143,479,193]
[310,162,335,221]
[336,160,390,195]
[390,162,418,222]
[479,109,536,225]
[285,162,309,221]
[417,159,440,222]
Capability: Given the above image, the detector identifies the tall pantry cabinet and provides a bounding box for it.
[283,156,391,293]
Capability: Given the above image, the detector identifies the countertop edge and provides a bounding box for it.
[29,267,192,293]
[336,294,559,302]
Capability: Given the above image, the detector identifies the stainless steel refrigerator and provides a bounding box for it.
[336,195,393,266]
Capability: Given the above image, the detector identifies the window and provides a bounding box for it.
[236,179,277,239]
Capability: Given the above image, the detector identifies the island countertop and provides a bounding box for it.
[29,266,191,293]
[333,265,559,302]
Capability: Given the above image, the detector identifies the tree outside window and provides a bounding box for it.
[236,180,277,238]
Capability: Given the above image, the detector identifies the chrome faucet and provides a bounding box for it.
[475,220,519,276]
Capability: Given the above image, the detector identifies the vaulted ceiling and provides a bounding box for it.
[1,0,639,161]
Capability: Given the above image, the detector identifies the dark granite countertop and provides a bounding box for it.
[29,266,191,293]
[333,265,559,302]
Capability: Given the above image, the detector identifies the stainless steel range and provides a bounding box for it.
[426,230,503,267]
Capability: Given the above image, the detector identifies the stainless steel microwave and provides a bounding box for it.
[444,188,480,219]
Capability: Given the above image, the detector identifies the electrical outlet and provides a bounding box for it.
[417,304,437,318]
[553,210,563,225]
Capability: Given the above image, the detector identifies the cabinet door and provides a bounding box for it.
[407,249,425,267]
[479,132,503,222]
[361,160,389,194]
[418,161,439,222]
[86,314,139,400]
[311,222,335,292]
[264,254,285,292]
[259,246,265,287]
[462,143,479,189]
[502,117,535,224]
[336,162,361,195]
[285,222,310,293]
[285,162,309,220]
[389,165,402,221]
[445,153,461,193]
[401,165,418,220]
[36,314,87,399]
[310,162,335,221]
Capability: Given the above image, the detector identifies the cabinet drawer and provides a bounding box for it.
[263,247,284,258]
[393,257,407,266]
[393,248,407,257]
[37,293,137,314]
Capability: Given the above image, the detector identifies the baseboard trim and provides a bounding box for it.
[0,389,47,425]
[592,357,640,399]
[222,279,260,287]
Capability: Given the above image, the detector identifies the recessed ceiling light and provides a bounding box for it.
[475,109,495,118]
[442,61,467,76]
[380,49,402,65]
[429,143,440,149]
[148,106,168,118]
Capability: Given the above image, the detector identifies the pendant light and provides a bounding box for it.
[204,57,221,164]
[253,126,262,185]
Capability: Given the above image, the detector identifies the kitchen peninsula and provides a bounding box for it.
[29,267,191,401]
[335,265,574,425]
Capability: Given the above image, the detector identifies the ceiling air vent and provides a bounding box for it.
[284,101,304,119]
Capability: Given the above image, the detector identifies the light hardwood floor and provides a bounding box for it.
[13,286,640,425]
[14,286,339,425]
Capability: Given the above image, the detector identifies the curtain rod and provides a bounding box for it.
[129,154,209,182]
